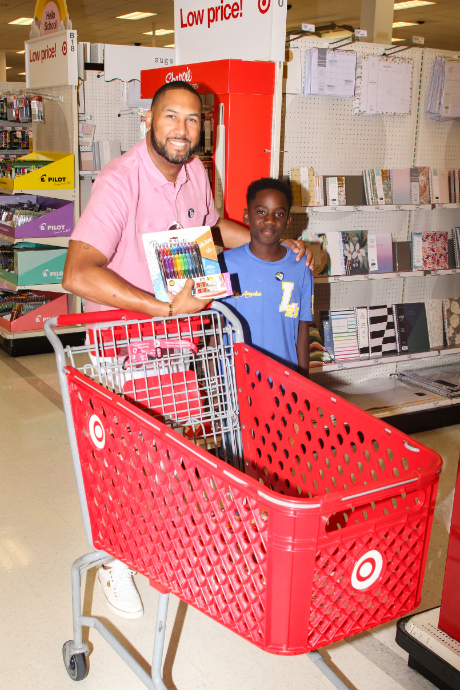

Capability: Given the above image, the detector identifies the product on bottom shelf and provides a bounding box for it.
[394,363,460,398]
[393,302,430,354]
[0,288,67,331]
[308,324,334,367]
[368,305,397,358]
[355,306,370,359]
[425,299,444,348]
[329,309,360,361]
[330,379,443,416]
[442,297,460,347]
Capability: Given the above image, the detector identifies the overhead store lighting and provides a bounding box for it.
[392,37,405,41]
[144,29,174,35]
[164,44,175,48]
[394,0,435,9]
[5,66,11,69]
[116,12,156,20]
[16,50,25,54]
[392,21,418,27]
[18,72,26,75]
[8,17,33,25]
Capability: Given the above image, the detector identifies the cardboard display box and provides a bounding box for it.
[0,245,67,286]
[0,291,67,332]
[0,195,73,239]
[0,152,75,190]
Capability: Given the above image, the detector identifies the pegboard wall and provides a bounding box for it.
[80,71,144,152]
[281,39,460,391]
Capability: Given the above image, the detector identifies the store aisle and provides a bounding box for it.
[0,348,457,690]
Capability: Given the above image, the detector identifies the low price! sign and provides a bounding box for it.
[25,30,78,88]
[174,0,287,64]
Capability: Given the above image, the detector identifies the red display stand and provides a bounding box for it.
[438,459,460,641]
[141,60,276,224]
[396,455,460,689]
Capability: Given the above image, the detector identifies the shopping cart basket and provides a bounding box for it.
[45,305,442,688]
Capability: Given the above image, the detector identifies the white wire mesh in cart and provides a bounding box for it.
[62,308,244,471]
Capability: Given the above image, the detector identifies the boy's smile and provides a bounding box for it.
[244,189,292,261]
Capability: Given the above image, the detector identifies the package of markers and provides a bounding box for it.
[143,226,232,302]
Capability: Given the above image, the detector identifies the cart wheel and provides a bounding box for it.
[62,641,88,681]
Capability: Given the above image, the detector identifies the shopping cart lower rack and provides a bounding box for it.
[45,305,442,688]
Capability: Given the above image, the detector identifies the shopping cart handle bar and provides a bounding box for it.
[55,309,153,327]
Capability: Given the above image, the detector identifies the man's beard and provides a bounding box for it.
[150,127,199,164]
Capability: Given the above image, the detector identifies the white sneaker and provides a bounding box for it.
[97,561,144,619]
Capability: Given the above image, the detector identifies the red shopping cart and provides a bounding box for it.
[45,305,442,689]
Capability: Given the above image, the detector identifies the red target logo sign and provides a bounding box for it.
[62,42,67,55]
[258,0,270,14]
[88,414,105,450]
[351,550,384,590]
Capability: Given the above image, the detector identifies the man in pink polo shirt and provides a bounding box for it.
[63,81,312,619]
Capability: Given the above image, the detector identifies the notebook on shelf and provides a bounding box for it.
[442,298,460,347]
[368,305,397,358]
[393,302,430,354]
[425,299,444,348]
[309,324,334,368]
[355,306,370,359]
[391,169,412,205]
[368,233,393,273]
[330,310,360,361]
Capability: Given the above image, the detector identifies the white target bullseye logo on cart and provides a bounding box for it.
[351,550,384,590]
[88,414,105,450]
[258,0,270,14]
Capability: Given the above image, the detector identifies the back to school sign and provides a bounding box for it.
[174,0,287,64]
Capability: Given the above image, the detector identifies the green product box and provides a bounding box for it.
[0,247,68,285]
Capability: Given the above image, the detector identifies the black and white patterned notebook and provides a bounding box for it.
[368,305,397,358]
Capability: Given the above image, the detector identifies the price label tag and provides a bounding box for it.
[353,206,361,212]
[337,363,345,370]
[332,276,341,282]
[302,23,315,32]
[432,270,439,276]
[355,29,367,37]
[412,35,425,45]
[395,205,403,211]
[395,272,401,278]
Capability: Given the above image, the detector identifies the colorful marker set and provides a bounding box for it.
[155,241,205,281]
[143,226,233,302]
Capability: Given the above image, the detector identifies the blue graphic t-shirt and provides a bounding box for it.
[219,244,314,368]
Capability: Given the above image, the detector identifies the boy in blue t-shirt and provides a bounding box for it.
[219,178,313,376]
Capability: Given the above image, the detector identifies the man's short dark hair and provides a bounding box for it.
[246,178,292,211]
[151,81,202,109]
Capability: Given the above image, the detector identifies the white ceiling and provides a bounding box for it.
[1,0,459,82]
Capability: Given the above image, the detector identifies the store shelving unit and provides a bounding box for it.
[282,40,460,430]
[0,81,84,354]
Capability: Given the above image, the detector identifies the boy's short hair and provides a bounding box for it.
[246,178,292,211]
[151,82,202,109]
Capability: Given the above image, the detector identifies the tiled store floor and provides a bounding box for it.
[0,347,457,690]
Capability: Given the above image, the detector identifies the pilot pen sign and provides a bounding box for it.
[180,0,252,29]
